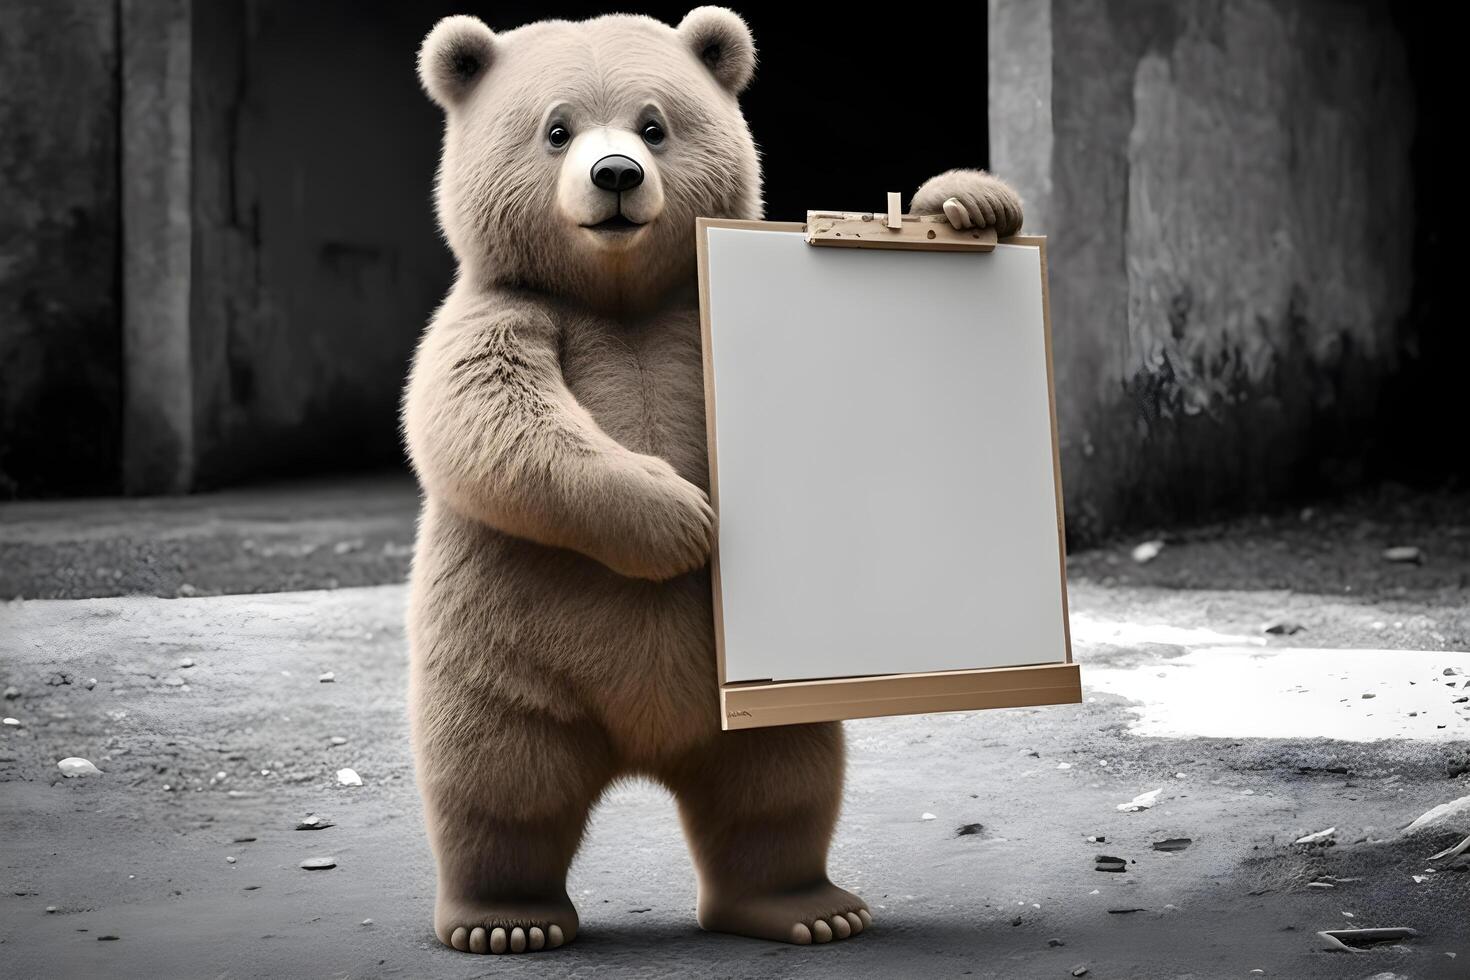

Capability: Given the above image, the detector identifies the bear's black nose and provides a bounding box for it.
[590,155,644,193]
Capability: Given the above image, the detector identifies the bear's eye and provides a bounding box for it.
[547,124,571,148]
[641,122,665,146]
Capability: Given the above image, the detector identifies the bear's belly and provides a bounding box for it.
[560,305,711,492]
[414,503,721,761]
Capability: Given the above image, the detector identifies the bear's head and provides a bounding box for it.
[418,8,762,312]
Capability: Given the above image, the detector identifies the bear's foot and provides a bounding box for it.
[436,895,577,954]
[698,880,872,945]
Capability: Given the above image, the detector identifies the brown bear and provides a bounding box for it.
[404,7,1023,955]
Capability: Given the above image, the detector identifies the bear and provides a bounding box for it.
[404,7,1023,955]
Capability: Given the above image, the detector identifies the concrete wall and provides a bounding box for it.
[990,0,1416,541]
[181,1,450,491]
[0,0,122,498]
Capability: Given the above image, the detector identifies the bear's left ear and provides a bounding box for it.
[677,7,756,95]
[418,15,497,109]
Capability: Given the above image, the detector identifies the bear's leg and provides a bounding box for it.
[418,697,612,954]
[663,721,872,944]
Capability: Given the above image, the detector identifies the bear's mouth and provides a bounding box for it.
[582,214,646,234]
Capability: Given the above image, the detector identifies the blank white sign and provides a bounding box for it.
[704,226,1068,684]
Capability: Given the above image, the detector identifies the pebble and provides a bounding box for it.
[162,676,185,687]
[3,686,18,700]
[2,717,18,726]
[1056,762,1072,770]
[1116,789,1162,812]
[361,918,373,926]
[1151,838,1192,852]
[329,736,347,746]
[319,672,336,683]
[1383,546,1422,564]
[179,658,194,668]
[46,906,57,913]
[299,857,336,871]
[295,815,335,831]
[1047,938,1065,947]
[57,757,102,777]
[336,768,362,787]
[1094,855,1127,873]
[1131,539,1163,563]
[1071,966,1089,977]
[84,679,96,690]
[225,856,236,864]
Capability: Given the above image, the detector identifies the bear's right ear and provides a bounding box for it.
[678,7,756,95]
[418,15,497,109]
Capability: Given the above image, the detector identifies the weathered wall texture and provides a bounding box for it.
[991,0,1416,541]
[183,1,450,490]
[0,0,121,498]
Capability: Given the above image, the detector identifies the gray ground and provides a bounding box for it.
[2,475,1468,979]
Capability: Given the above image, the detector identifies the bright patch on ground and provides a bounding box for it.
[1073,614,1470,741]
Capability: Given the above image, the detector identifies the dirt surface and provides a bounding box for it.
[2,481,1468,979]
[0,473,420,601]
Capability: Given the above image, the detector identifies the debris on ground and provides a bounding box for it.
[1116,789,1161,812]
[3,686,18,699]
[1294,827,1335,845]
[295,814,334,831]
[1264,620,1304,635]
[57,757,101,777]
[1094,855,1127,872]
[1151,837,1192,852]
[954,823,984,837]
[319,672,335,683]
[1047,938,1065,947]
[1382,546,1422,564]
[1071,966,1089,977]
[1427,834,1470,862]
[1402,794,1470,836]
[336,768,362,787]
[299,857,336,871]
[1316,926,1418,952]
[1131,540,1164,563]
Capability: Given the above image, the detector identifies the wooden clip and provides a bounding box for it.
[806,193,999,253]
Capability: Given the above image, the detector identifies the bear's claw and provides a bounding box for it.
[699,881,872,945]
[448,922,563,954]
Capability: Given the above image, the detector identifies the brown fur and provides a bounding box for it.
[405,7,1021,954]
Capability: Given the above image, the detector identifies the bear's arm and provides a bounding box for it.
[403,301,714,582]
[911,169,1024,237]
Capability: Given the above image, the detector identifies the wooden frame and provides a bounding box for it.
[696,218,1078,730]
